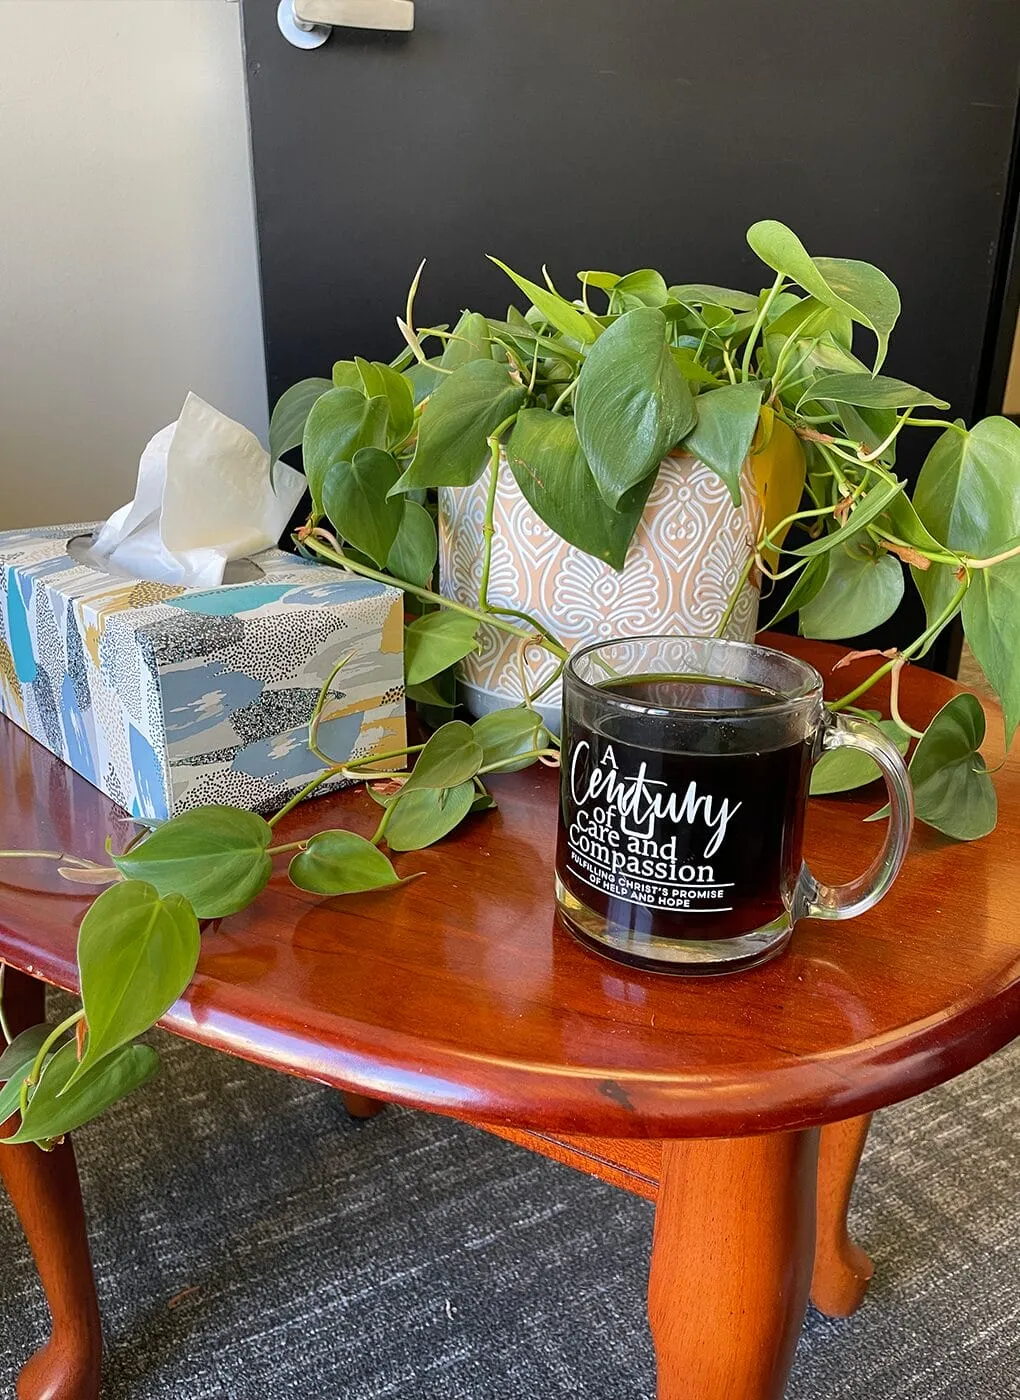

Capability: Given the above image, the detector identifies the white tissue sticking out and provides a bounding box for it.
[90,393,307,588]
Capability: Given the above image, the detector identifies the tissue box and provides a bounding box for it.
[0,525,406,819]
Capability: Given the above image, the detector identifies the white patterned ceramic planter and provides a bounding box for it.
[438,452,762,726]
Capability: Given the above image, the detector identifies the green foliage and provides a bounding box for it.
[113,807,273,918]
[471,707,549,771]
[302,388,389,518]
[746,220,900,369]
[799,540,904,639]
[3,1041,159,1146]
[806,373,948,411]
[506,409,653,569]
[681,382,763,505]
[402,721,482,791]
[871,695,997,840]
[387,500,437,587]
[384,781,477,851]
[393,360,526,491]
[961,550,1020,748]
[70,881,200,1088]
[404,611,480,684]
[268,377,332,462]
[323,447,404,567]
[574,307,695,507]
[489,257,601,343]
[912,418,1020,625]
[810,718,910,795]
[289,830,406,895]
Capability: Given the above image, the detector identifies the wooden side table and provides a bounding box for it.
[1,637,1018,1400]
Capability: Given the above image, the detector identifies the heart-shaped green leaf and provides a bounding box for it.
[800,540,904,640]
[302,388,390,517]
[747,221,900,370]
[574,307,695,508]
[387,501,438,587]
[869,694,996,840]
[404,611,480,685]
[66,880,200,1090]
[113,807,273,918]
[610,269,668,310]
[289,830,407,895]
[807,372,948,411]
[269,377,332,463]
[384,781,476,851]
[471,707,549,772]
[961,549,1020,747]
[912,418,1020,628]
[506,409,655,570]
[322,447,405,567]
[488,258,600,344]
[403,721,482,792]
[682,382,763,506]
[4,1040,159,1146]
[810,719,910,795]
[393,360,526,492]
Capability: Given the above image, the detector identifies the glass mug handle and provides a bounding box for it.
[796,713,914,922]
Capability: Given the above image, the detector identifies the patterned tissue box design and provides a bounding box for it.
[0,525,406,819]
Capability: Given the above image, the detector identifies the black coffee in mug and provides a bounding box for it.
[555,638,914,974]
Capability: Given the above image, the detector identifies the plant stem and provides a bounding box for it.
[714,553,755,639]
[741,273,784,380]
[888,661,926,741]
[551,379,578,413]
[903,418,968,436]
[27,1010,83,1087]
[857,409,915,463]
[0,850,79,862]
[721,347,738,384]
[830,577,970,712]
[370,800,397,847]
[266,841,306,856]
[478,450,502,611]
[968,539,1020,570]
[867,525,960,568]
[267,770,340,828]
[477,748,560,776]
[301,532,552,652]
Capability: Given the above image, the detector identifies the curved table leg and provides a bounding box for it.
[811,1114,874,1318]
[0,967,102,1400]
[340,1091,385,1120]
[648,1129,819,1400]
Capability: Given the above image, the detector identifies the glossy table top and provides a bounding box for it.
[1,637,1017,1139]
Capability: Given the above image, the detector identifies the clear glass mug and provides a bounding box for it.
[554,635,914,974]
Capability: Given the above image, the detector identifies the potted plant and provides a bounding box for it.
[2,219,1018,1146]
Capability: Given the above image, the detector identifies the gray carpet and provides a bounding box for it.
[2,993,1019,1399]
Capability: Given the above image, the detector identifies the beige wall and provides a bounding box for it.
[0,0,266,529]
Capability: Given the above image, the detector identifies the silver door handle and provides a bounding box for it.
[278,0,414,48]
